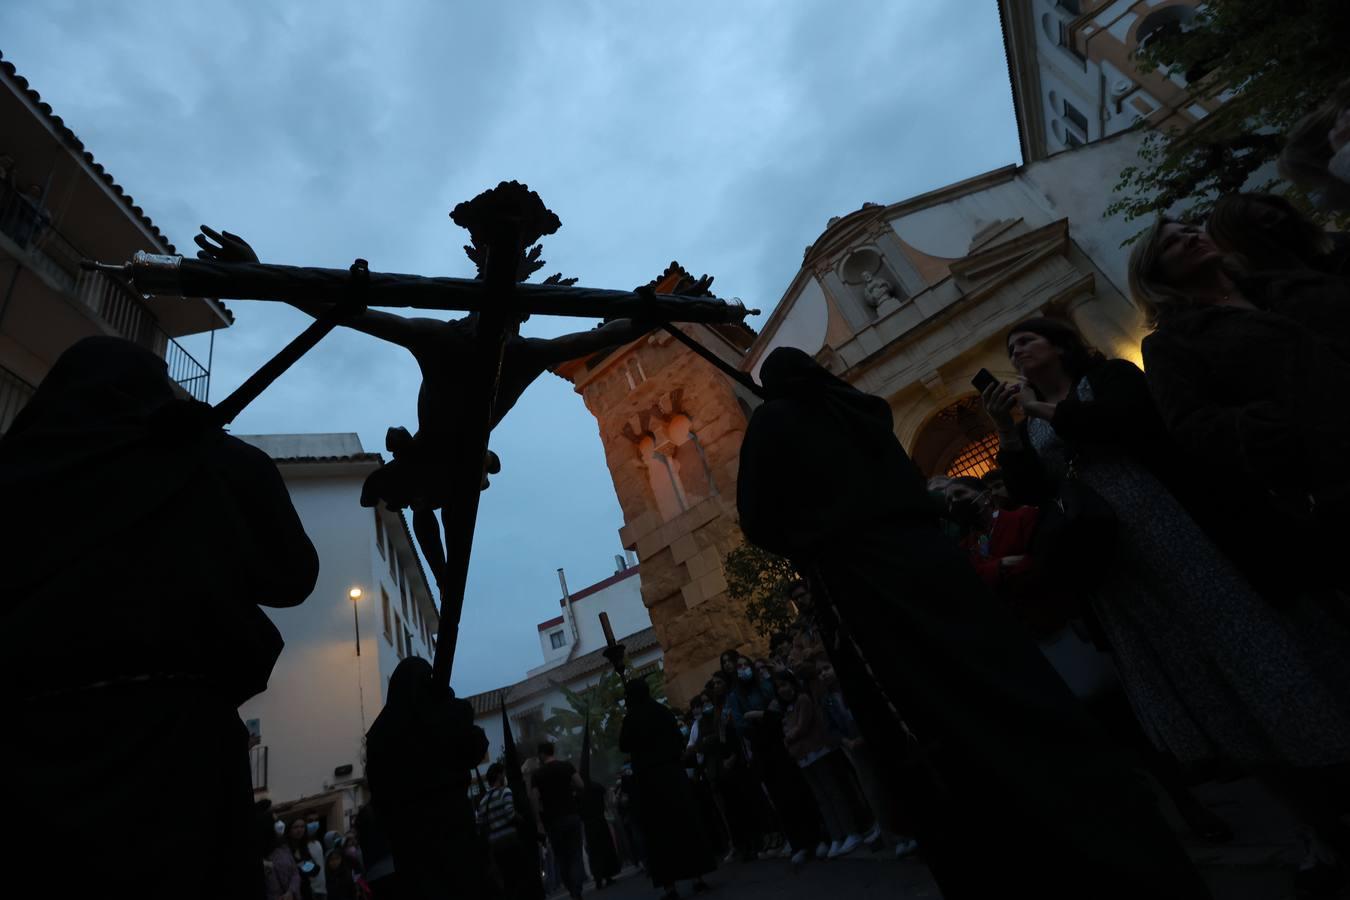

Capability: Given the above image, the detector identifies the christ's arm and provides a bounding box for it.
[528,318,654,368]
[286,300,447,348]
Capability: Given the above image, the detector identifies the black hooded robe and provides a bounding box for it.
[618,680,715,887]
[2,337,319,900]
[365,657,490,900]
[735,347,1209,900]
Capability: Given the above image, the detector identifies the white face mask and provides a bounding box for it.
[274,821,286,836]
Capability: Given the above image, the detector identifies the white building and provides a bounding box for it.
[236,433,440,830]
[999,0,1208,163]
[0,50,227,433]
[466,562,663,769]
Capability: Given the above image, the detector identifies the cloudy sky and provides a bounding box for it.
[2,1,1020,696]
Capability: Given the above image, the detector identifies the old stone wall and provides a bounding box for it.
[561,325,763,705]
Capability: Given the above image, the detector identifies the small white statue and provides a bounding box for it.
[862,271,897,308]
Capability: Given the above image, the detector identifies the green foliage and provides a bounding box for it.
[723,542,800,639]
[1106,0,1350,233]
[542,665,666,785]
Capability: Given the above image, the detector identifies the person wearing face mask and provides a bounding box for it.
[284,819,318,900]
[266,818,303,900]
[738,649,829,864]
[699,673,762,862]
[304,817,328,900]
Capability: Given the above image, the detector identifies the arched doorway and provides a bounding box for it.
[909,396,1000,478]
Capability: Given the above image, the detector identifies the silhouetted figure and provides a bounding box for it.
[581,781,621,889]
[735,346,1210,900]
[365,657,489,900]
[2,336,319,900]
[618,678,714,900]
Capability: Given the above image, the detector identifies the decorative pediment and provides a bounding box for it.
[947,218,1070,288]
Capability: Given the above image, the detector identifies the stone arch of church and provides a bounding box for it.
[908,394,1000,479]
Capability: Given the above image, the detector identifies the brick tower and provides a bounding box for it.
[553,264,763,703]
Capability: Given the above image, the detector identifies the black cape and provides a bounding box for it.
[736,347,1209,900]
[366,657,490,900]
[0,336,318,703]
[617,680,714,886]
[3,337,318,900]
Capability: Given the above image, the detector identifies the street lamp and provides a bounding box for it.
[349,587,363,656]
[349,586,367,734]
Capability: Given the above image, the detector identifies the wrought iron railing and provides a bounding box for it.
[0,178,210,401]
[0,362,34,435]
[250,744,269,792]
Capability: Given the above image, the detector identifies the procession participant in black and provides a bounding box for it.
[499,698,546,900]
[579,712,622,889]
[618,678,714,900]
[735,346,1210,900]
[2,336,319,900]
[365,657,489,900]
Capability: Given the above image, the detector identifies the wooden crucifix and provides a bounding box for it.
[88,181,758,688]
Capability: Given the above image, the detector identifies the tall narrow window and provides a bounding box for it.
[674,432,716,502]
[393,612,404,657]
[381,589,392,640]
[374,509,386,559]
[639,435,685,522]
[1062,99,1089,137]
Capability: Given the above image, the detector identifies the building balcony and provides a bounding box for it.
[0,178,210,401]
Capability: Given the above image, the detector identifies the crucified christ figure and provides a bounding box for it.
[194,222,653,592]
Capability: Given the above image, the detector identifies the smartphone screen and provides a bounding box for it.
[971,368,997,393]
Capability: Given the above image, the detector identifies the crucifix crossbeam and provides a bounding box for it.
[88,252,756,323]
[84,181,761,691]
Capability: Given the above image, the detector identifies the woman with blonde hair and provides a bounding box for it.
[1130,215,1350,589]
[1130,217,1350,888]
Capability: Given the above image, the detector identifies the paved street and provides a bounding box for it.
[544,777,1322,900]
[566,853,940,900]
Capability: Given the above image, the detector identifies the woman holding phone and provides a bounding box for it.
[983,316,1350,888]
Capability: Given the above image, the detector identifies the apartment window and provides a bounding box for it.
[405,627,414,659]
[1062,99,1090,137]
[389,547,397,582]
[401,581,410,619]
[549,630,567,650]
[381,588,392,639]
[393,612,404,657]
[374,509,386,559]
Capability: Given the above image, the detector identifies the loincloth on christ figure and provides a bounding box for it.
[360,426,501,511]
